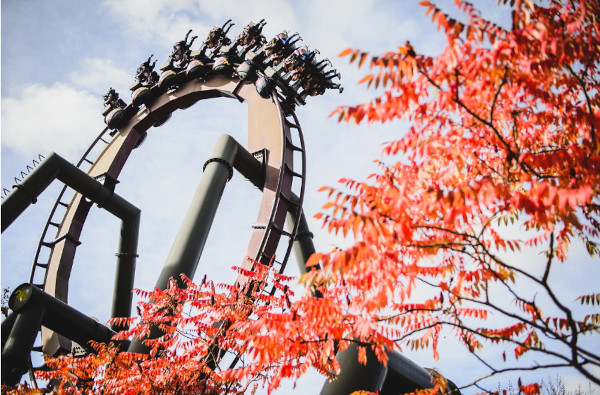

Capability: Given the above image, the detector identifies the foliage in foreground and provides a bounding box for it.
[2,265,397,394]
[319,0,599,392]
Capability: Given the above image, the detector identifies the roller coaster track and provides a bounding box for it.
[29,74,307,356]
[3,20,456,394]
[28,127,113,287]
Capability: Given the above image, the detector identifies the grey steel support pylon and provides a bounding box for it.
[150,137,317,295]
[152,134,264,291]
[2,284,130,386]
[1,152,140,328]
[320,344,443,395]
[128,134,264,354]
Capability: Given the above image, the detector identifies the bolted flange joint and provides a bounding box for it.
[203,157,234,181]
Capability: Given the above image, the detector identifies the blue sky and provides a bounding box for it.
[2,0,598,393]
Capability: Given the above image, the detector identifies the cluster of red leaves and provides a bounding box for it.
[6,264,395,394]
[313,0,600,392]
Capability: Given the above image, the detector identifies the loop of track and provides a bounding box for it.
[30,74,306,356]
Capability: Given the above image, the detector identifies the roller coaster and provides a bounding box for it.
[1,20,458,394]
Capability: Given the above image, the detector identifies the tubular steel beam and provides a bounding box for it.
[1,303,44,386]
[153,134,263,291]
[128,134,264,354]
[320,344,388,394]
[319,344,436,395]
[1,152,140,330]
[34,78,292,356]
[2,283,130,387]
[1,312,17,351]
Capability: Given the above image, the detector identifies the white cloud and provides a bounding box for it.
[69,58,133,95]
[192,0,297,30]
[1,83,102,159]
[301,0,381,50]
[100,0,297,49]
[100,0,207,46]
[99,0,389,58]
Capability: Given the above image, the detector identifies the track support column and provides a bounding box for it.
[129,134,263,354]
[0,153,140,345]
[153,134,263,290]
[2,284,129,387]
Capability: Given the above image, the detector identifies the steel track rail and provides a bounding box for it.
[29,127,113,287]
[32,74,306,357]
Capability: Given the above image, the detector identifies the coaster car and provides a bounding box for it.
[186,58,212,80]
[103,105,138,130]
[131,85,161,107]
[158,69,187,90]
